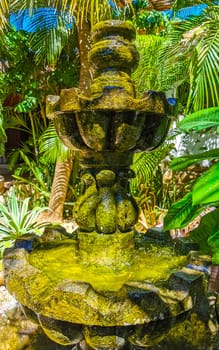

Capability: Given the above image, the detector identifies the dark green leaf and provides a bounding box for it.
[190,207,219,253]
[192,162,219,205]
[179,107,219,132]
[170,149,219,171]
[164,192,202,230]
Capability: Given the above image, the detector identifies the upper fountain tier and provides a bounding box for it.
[46,20,171,167]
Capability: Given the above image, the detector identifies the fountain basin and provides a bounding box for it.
[3,231,217,349]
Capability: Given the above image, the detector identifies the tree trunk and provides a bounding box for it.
[47,19,92,222]
[47,154,74,222]
[77,19,92,95]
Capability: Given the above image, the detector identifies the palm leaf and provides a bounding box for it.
[179,107,219,132]
[132,34,165,93]
[39,122,72,162]
[130,146,168,195]
[170,148,219,171]
[0,0,8,32]
[57,0,113,28]
[187,10,219,111]
[29,14,74,65]
[158,6,219,112]
[173,0,214,13]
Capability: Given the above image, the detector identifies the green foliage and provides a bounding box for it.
[132,34,165,93]
[164,192,203,230]
[192,162,219,206]
[0,188,49,256]
[29,15,76,65]
[0,102,7,156]
[131,145,170,196]
[170,149,219,171]
[173,0,214,13]
[189,208,219,254]
[12,150,52,206]
[131,143,174,228]
[134,10,171,35]
[158,5,219,113]
[179,107,219,132]
[164,107,219,262]
[39,121,72,163]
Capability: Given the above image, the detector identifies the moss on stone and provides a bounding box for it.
[92,20,136,43]
[89,38,139,73]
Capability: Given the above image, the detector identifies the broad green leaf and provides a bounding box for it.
[208,229,219,252]
[190,207,219,253]
[164,192,202,230]
[212,251,219,265]
[170,149,219,171]
[192,162,219,205]
[179,107,219,132]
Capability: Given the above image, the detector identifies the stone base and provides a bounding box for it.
[3,232,219,349]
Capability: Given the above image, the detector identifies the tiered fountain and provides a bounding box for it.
[3,20,219,350]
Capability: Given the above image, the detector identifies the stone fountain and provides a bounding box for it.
[3,20,219,350]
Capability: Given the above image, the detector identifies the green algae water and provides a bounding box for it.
[29,239,187,293]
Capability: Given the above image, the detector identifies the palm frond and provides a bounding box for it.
[0,0,8,32]
[158,6,219,112]
[132,34,165,93]
[29,13,75,64]
[130,144,171,195]
[56,0,114,28]
[39,122,72,162]
[173,0,213,13]
[187,10,219,111]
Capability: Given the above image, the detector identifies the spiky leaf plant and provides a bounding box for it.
[0,188,50,255]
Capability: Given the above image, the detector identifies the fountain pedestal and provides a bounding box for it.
[3,20,219,349]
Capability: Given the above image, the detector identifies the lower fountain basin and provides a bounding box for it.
[3,230,218,349]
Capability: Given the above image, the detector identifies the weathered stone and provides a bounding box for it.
[146,227,171,243]
[168,267,205,292]
[78,231,135,267]
[38,315,83,346]
[84,326,126,350]
[14,234,40,251]
[128,320,171,348]
[126,281,192,320]
[174,237,200,255]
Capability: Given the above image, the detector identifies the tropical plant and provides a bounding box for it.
[172,0,215,13]
[132,34,165,93]
[0,0,129,222]
[133,9,171,35]
[158,4,219,113]
[164,107,219,263]
[131,142,175,229]
[0,20,81,220]
[38,122,79,220]
[0,188,50,256]
[0,0,8,33]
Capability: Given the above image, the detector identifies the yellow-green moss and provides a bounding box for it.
[28,241,187,293]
